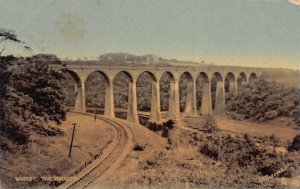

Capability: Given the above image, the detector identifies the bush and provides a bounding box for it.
[291,104,300,127]
[202,115,218,133]
[226,78,300,127]
[164,119,175,129]
[200,143,219,160]
[133,144,145,151]
[161,126,169,138]
[243,133,253,144]
[265,110,279,119]
[148,122,163,131]
[288,134,300,152]
[269,134,280,147]
[194,132,298,178]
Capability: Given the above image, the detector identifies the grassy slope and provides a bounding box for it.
[266,76,300,88]
[0,112,114,188]
[101,116,300,189]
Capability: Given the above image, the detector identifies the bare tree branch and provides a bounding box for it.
[0,40,7,56]
[0,28,30,56]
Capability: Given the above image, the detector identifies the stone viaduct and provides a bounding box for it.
[53,64,262,124]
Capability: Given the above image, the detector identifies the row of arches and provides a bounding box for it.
[61,69,258,124]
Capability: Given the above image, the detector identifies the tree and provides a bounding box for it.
[226,78,300,126]
[288,134,300,151]
[12,55,66,124]
[0,29,65,148]
[0,28,31,56]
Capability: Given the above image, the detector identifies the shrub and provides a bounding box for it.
[164,119,175,129]
[226,78,300,127]
[257,160,284,176]
[265,110,279,119]
[194,132,298,178]
[288,134,300,152]
[269,134,280,147]
[200,143,219,160]
[161,126,169,138]
[148,122,163,131]
[291,104,300,127]
[243,133,253,144]
[133,144,145,151]
[202,115,218,133]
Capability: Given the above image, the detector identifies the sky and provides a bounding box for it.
[0,0,299,69]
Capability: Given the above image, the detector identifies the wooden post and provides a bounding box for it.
[68,123,77,158]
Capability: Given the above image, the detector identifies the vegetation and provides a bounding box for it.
[288,134,300,152]
[0,28,31,55]
[226,78,300,127]
[202,115,218,133]
[164,119,175,129]
[133,144,145,151]
[195,132,299,178]
[0,55,65,149]
[147,122,163,131]
[122,119,300,189]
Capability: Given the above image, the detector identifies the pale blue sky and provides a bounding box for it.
[0,0,299,68]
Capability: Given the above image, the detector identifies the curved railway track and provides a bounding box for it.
[58,112,132,189]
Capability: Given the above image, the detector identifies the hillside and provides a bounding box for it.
[63,53,205,67]
[100,116,300,189]
[0,113,114,188]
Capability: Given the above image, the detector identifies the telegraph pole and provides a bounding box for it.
[94,108,97,122]
[68,123,77,158]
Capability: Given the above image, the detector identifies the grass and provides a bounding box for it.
[267,77,300,88]
[100,115,300,189]
[0,112,114,188]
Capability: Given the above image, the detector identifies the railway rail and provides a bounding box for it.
[58,112,132,189]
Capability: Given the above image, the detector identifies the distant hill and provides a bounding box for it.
[99,53,160,64]
[262,68,300,88]
[62,53,205,66]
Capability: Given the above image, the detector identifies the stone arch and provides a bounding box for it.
[179,71,194,82]
[85,70,110,84]
[238,72,247,82]
[225,72,236,81]
[136,71,161,124]
[113,71,135,121]
[136,71,157,83]
[211,72,223,81]
[160,71,175,82]
[113,71,134,83]
[211,72,224,113]
[160,71,176,115]
[198,72,209,82]
[225,72,237,93]
[61,69,84,112]
[237,72,248,89]
[179,72,194,115]
[196,72,211,115]
[63,69,82,86]
[136,71,157,112]
[85,70,110,115]
[249,72,258,82]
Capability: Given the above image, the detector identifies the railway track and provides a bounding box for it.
[58,112,132,189]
